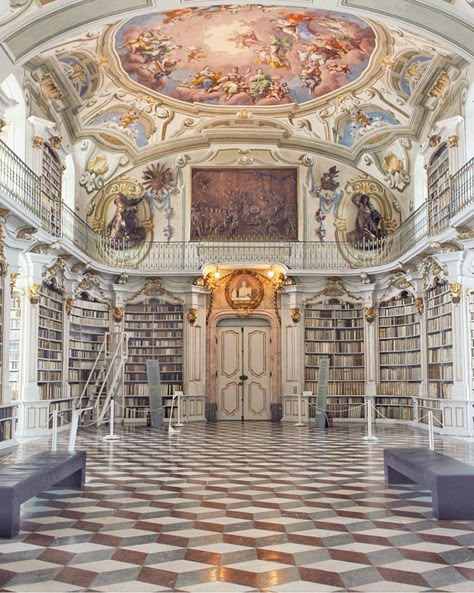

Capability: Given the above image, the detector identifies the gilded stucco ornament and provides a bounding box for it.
[290,308,300,323]
[65,298,75,315]
[32,136,44,149]
[10,272,19,295]
[0,119,6,132]
[113,306,124,322]
[448,135,458,148]
[29,284,41,304]
[187,308,197,325]
[450,282,462,303]
[415,297,424,315]
[364,306,376,323]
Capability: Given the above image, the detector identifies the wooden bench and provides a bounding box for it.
[0,450,86,538]
[384,447,474,520]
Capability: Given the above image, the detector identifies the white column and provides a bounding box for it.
[184,287,207,397]
[280,286,304,398]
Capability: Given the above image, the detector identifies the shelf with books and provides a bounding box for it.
[427,142,450,234]
[378,293,421,401]
[8,294,21,401]
[38,284,64,400]
[426,282,453,399]
[304,300,365,397]
[374,396,414,421]
[0,403,17,447]
[68,299,110,401]
[124,302,184,422]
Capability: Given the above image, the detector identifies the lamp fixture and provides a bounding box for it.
[267,266,275,279]
[214,267,221,279]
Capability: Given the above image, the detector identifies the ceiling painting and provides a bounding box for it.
[113,5,377,106]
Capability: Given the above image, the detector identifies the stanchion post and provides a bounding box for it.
[104,400,119,441]
[68,409,80,452]
[362,399,378,442]
[175,391,184,428]
[295,391,305,427]
[428,410,434,450]
[51,410,58,451]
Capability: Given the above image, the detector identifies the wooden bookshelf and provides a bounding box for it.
[304,299,365,419]
[124,302,183,422]
[68,299,110,400]
[38,284,64,400]
[8,294,21,401]
[426,282,453,399]
[428,142,450,234]
[376,293,421,420]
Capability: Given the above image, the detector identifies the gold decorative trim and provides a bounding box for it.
[187,308,197,325]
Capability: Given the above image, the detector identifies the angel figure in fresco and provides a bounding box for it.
[106,192,146,246]
[208,66,248,101]
[190,65,221,89]
[347,193,385,248]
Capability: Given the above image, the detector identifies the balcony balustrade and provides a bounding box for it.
[0,138,473,273]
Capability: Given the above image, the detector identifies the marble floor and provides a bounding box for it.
[0,422,474,593]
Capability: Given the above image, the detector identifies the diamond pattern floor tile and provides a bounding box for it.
[0,422,473,592]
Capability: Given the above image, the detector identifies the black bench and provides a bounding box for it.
[384,447,474,520]
[0,450,86,538]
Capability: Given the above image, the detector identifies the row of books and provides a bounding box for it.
[305,329,364,340]
[0,419,14,442]
[379,326,419,338]
[380,352,421,365]
[378,383,420,396]
[428,364,453,380]
[380,368,422,381]
[305,381,366,395]
[124,383,183,396]
[305,354,364,367]
[306,368,365,381]
[427,331,452,347]
[305,342,363,353]
[38,360,62,370]
[427,316,452,332]
[304,319,363,328]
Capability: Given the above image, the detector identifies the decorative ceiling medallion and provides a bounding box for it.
[225,270,264,314]
[113,6,376,107]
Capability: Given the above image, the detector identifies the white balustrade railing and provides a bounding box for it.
[0,137,473,273]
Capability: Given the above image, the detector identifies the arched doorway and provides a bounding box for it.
[216,318,271,420]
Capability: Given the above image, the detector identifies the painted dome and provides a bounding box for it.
[114,5,376,106]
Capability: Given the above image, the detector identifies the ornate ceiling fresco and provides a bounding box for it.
[113,6,376,106]
[0,0,470,236]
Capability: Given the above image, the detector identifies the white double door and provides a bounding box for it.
[216,318,271,420]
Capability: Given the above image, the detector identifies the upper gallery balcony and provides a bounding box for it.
[0,139,473,275]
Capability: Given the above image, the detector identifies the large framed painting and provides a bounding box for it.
[190,168,298,241]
